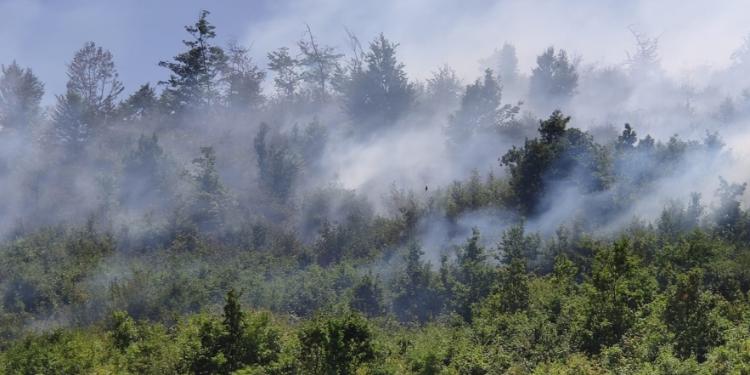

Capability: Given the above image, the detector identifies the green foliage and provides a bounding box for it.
[118,83,158,122]
[254,123,301,202]
[342,33,415,129]
[110,310,138,351]
[5,12,750,374]
[664,269,726,361]
[1,330,106,374]
[184,289,281,374]
[582,239,657,353]
[496,225,537,313]
[442,228,495,321]
[501,110,610,215]
[51,90,91,153]
[159,10,228,113]
[0,225,113,317]
[392,242,444,323]
[350,273,385,317]
[446,68,519,146]
[190,146,230,233]
[298,312,376,374]
[441,171,511,220]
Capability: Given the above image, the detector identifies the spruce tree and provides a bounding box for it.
[0,61,44,131]
[159,10,228,114]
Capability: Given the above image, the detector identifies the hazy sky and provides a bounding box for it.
[2,0,750,103]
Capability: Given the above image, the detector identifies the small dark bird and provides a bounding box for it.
[425,185,428,191]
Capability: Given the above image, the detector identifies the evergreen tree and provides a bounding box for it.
[443,228,495,321]
[254,123,301,202]
[529,47,578,111]
[189,290,281,374]
[446,69,519,145]
[224,41,265,111]
[222,288,244,371]
[616,123,638,151]
[51,91,90,154]
[267,47,301,99]
[343,33,415,130]
[350,273,385,317]
[497,43,520,84]
[0,61,44,131]
[501,111,569,214]
[159,10,228,113]
[392,242,442,323]
[480,43,520,85]
[190,146,229,233]
[120,133,168,210]
[117,83,158,122]
[497,225,538,312]
[713,177,746,240]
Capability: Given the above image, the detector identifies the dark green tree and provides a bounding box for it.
[446,68,519,145]
[392,242,443,323]
[188,289,281,374]
[501,110,565,213]
[713,177,746,240]
[110,310,138,351]
[221,288,244,371]
[616,123,638,151]
[501,110,608,215]
[350,273,385,317]
[497,225,538,313]
[117,83,158,122]
[298,312,376,374]
[664,268,725,361]
[343,33,415,130]
[159,10,228,113]
[51,91,91,154]
[443,228,495,321]
[583,239,657,353]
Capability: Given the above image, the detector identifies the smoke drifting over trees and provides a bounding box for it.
[3,5,750,373]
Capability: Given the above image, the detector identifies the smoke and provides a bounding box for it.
[5,0,750,328]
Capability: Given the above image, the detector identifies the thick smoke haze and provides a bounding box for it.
[3,0,750,344]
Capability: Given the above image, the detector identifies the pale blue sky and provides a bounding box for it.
[2,0,750,104]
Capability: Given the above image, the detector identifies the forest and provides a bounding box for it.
[2,8,750,374]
